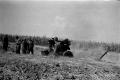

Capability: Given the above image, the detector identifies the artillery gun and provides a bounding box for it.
[41,39,74,57]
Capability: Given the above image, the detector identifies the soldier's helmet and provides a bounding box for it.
[54,37,58,42]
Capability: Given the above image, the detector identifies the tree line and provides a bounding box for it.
[1,33,120,53]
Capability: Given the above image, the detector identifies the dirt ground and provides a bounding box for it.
[0,45,120,80]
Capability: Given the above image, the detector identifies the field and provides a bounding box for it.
[1,33,120,80]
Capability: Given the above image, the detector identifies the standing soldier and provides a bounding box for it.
[15,36,21,54]
[28,39,34,54]
[22,39,28,54]
[2,35,9,51]
[53,37,63,56]
[54,37,59,43]
[54,37,61,46]
[48,38,55,52]
[26,39,29,54]
[54,37,60,50]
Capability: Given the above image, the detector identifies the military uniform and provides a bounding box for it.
[22,39,28,54]
[3,35,8,51]
[28,40,34,54]
[48,38,55,52]
[16,38,21,54]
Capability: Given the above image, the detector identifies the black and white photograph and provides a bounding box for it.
[0,0,120,80]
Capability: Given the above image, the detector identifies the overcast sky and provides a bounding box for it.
[0,1,120,42]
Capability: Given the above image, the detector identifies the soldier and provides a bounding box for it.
[54,41,63,56]
[2,35,8,51]
[22,39,28,54]
[21,39,24,54]
[28,39,34,54]
[54,37,59,43]
[53,37,61,51]
[15,36,21,54]
[48,38,55,52]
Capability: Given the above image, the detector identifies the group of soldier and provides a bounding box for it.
[15,36,34,54]
[2,35,34,54]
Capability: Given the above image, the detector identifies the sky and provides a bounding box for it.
[0,0,120,43]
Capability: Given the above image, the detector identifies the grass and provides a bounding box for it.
[0,51,120,80]
[0,33,120,80]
